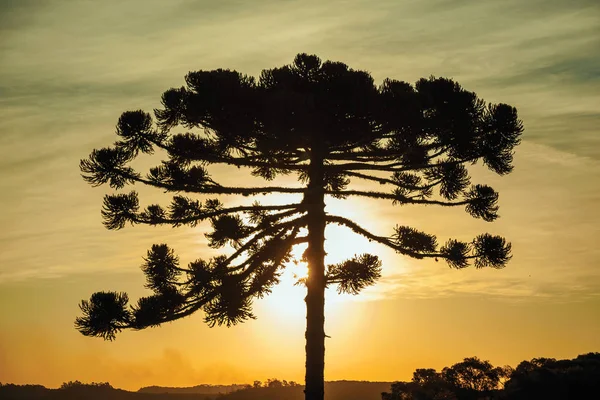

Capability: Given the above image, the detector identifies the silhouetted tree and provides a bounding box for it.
[75,53,522,400]
[383,358,511,400]
[382,369,456,400]
[59,381,113,390]
[266,379,283,388]
[442,357,510,399]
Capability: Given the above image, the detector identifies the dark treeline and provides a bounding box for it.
[140,379,301,394]
[1,353,598,400]
[140,383,249,395]
[0,381,216,400]
[382,353,600,400]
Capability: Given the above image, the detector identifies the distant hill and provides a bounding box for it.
[219,381,393,400]
[139,384,247,395]
[0,381,393,400]
[0,384,216,400]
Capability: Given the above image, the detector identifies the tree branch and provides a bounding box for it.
[161,140,309,171]
[130,173,306,196]
[232,222,307,278]
[325,215,440,259]
[344,171,441,189]
[224,215,307,270]
[325,189,471,206]
[328,155,477,173]
[137,203,304,226]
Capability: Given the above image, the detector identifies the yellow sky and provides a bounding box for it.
[1,0,599,391]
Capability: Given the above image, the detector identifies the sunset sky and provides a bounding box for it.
[1,0,599,391]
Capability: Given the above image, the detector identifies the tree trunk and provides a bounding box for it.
[304,143,326,400]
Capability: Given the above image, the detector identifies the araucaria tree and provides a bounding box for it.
[76,54,522,400]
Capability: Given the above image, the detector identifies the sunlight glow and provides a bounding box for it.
[264,202,396,323]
